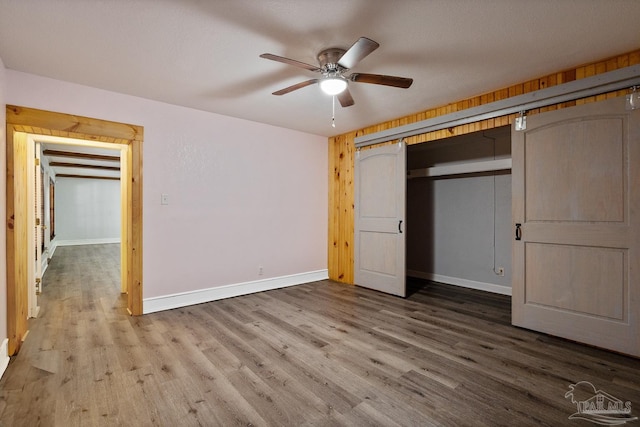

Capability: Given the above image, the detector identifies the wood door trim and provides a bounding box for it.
[5,105,144,355]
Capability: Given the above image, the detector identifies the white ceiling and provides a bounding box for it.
[1,0,639,137]
[40,143,121,180]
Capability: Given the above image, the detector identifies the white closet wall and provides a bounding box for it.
[55,177,120,245]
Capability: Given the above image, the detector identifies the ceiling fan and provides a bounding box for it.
[260,37,413,108]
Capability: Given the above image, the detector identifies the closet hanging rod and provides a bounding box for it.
[355,64,640,148]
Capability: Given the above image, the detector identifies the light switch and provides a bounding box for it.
[161,193,169,205]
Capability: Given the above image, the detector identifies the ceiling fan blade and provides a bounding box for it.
[337,37,379,69]
[350,73,413,88]
[260,53,322,72]
[337,89,355,107]
[272,79,318,95]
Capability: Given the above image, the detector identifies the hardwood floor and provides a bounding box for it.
[0,244,638,426]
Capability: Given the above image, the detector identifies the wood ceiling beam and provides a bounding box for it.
[55,174,120,181]
[43,149,120,162]
[49,161,120,171]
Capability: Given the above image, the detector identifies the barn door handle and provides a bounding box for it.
[398,220,403,234]
[515,223,522,241]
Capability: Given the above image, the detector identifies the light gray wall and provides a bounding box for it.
[55,178,121,244]
[407,126,512,291]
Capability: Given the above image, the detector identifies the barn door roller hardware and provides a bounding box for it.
[627,86,639,110]
[515,111,527,131]
[355,64,640,148]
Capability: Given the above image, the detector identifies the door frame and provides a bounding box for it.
[6,105,144,355]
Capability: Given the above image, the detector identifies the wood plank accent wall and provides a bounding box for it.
[328,49,640,284]
[5,106,144,355]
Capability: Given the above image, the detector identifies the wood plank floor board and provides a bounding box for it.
[159,351,269,427]
[193,313,342,423]
[1,244,639,426]
[226,364,317,426]
[197,303,262,344]
[102,367,166,426]
[215,298,263,325]
[399,330,571,404]
[308,400,408,427]
[392,305,521,342]
[461,337,632,396]
[273,289,415,353]
[398,344,562,425]
[395,370,497,427]
[110,338,152,374]
[247,316,384,403]
[252,321,462,426]
[245,334,362,415]
[452,373,570,426]
[12,374,57,425]
[275,287,424,356]
[251,309,331,349]
[272,290,447,358]
[160,323,298,425]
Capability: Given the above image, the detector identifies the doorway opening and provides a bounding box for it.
[29,135,126,318]
[6,105,143,355]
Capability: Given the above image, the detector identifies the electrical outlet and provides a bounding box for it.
[258,266,263,276]
[161,193,169,205]
[496,267,505,276]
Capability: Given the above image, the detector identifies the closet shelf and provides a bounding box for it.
[408,158,512,179]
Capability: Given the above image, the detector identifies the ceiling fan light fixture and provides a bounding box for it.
[320,76,348,95]
[261,37,413,106]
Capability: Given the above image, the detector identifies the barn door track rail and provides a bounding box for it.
[355,64,640,148]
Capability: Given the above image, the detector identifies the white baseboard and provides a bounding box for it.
[407,270,512,296]
[143,269,329,314]
[0,339,10,379]
[55,238,120,247]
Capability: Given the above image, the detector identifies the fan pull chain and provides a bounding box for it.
[332,95,336,127]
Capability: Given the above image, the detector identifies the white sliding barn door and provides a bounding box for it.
[512,97,639,357]
[354,141,406,297]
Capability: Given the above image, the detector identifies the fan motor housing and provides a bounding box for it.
[318,48,346,71]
